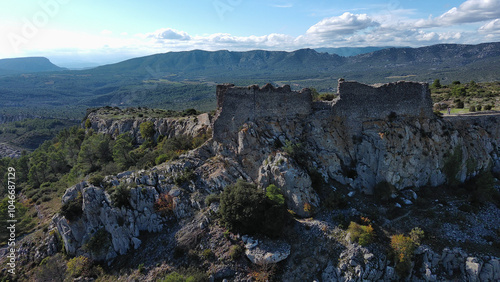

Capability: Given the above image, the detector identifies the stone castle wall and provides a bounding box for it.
[213,80,434,142]
[333,79,435,120]
[213,83,312,142]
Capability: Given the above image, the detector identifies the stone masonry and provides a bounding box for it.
[213,79,435,142]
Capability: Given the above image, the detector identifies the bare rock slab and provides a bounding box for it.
[244,237,291,265]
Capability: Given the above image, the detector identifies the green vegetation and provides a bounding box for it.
[229,244,244,260]
[83,228,112,256]
[110,183,132,209]
[140,121,155,141]
[466,171,500,207]
[265,184,285,205]
[160,270,207,282]
[0,118,79,153]
[204,193,220,206]
[347,219,375,246]
[0,197,35,245]
[219,180,289,237]
[432,81,499,113]
[66,256,94,278]
[390,227,425,277]
[442,147,463,186]
[59,192,83,221]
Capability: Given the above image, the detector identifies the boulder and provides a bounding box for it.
[245,238,291,265]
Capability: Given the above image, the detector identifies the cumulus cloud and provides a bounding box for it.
[147,28,191,41]
[141,29,298,51]
[416,0,500,27]
[479,18,500,35]
[306,12,379,38]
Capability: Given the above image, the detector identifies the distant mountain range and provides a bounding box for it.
[1,42,500,118]
[89,42,500,82]
[315,46,393,57]
[0,57,65,75]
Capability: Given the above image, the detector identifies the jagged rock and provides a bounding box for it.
[54,179,168,261]
[131,237,141,249]
[86,108,211,144]
[258,153,319,217]
[244,238,291,265]
[466,257,483,282]
[322,261,340,281]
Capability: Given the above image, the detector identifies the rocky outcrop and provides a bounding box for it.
[53,80,500,280]
[53,164,202,261]
[213,82,500,194]
[85,108,211,144]
[258,152,319,217]
[319,243,500,281]
[243,235,291,265]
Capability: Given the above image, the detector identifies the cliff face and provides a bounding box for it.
[53,81,500,281]
[213,81,499,193]
[85,108,212,143]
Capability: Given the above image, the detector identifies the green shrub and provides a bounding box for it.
[391,234,416,277]
[477,105,482,111]
[283,140,308,165]
[110,183,131,208]
[318,93,336,101]
[160,268,207,282]
[373,181,396,203]
[484,104,493,111]
[229,244,244,260]
[469,171,500,206]
[66,256,93,278]
[201,249,213,260]
[138,263,145,273]
[155,154,169,165]
[204,193,220,206]
[443,147,462,186]
[140,121,155,141]
[83,228,111,256]
[219,180,289,237]
[469,105,476,112]
[347,221,374,246]
[390,227,424,277]
[88,174,104,187]
[60,192,83,221]
[174,169,196,186]
[265,184,285,205]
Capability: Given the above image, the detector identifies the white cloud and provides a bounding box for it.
[101,30,113,35]
[479,18,500,35]
[306,12,379,38]
[146,28,191,41]
[271,3,293,8]
[416,0,500,27]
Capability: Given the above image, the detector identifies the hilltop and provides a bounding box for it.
[0,57,65,76]
[1,42,500,123]
[1,80,499,281]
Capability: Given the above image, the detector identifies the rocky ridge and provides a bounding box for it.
[51,81,500,280]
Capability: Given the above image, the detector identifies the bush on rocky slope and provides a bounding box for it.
[219,180,290,237]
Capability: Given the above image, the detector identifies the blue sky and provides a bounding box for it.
[1,0,500,67]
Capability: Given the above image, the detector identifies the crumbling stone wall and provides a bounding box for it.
[213,80,435,142]
[213,83,312,142]
[333,79,434,120]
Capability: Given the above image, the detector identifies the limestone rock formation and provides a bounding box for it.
[85,108,211,144]
[52,80,500,280]
[243,236,291,265]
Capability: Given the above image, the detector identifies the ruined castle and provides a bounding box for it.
[213,79,435,142]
